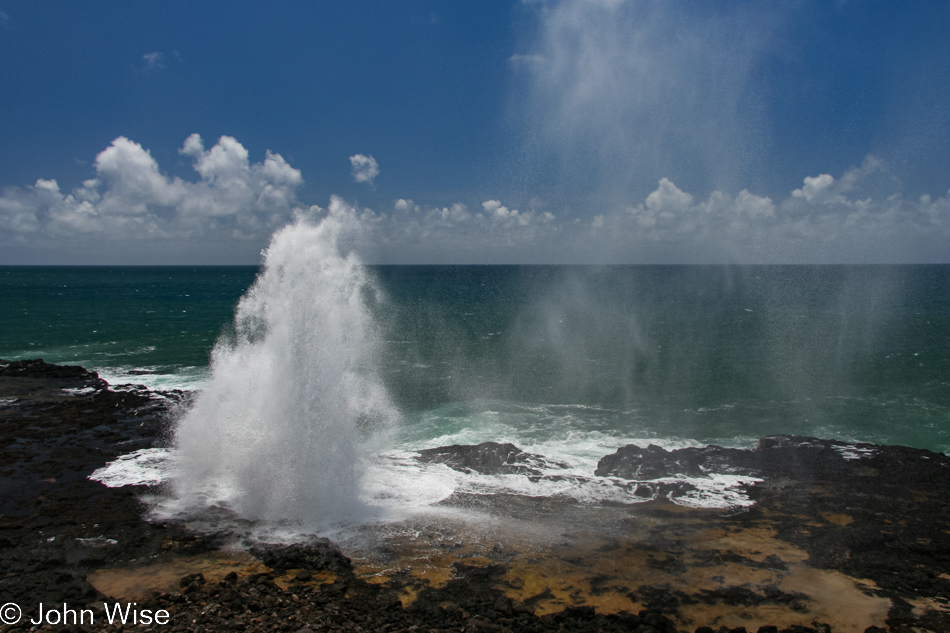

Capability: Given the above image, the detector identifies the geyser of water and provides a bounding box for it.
[171,202,396,526]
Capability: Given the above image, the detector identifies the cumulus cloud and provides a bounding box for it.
[315,194,562,262]
[482,200,512,219]
[0,135,303,256]
[645,178,693,213]
[394,198,417,213]
[366,156,944,264]
[1,143,947,264]
[600,159,946,262]
[734,190,775,218]
[349,154,379,186]
[791,156,888,205]
[792,174,836,204]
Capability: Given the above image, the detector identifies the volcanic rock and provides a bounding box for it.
[594,435,897,482]
[416,441,567,475]
[0,357,105,383]
[594,443,760,479]
[4,360,950,631]
[248,538,352,574]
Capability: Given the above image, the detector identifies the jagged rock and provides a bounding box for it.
[248,538,352,574]
[594,435,899,482]
[4,360,950,631]
[594,443,760,479]
[416,441,567,475]
[0,358,101,381]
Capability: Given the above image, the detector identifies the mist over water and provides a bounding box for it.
[378,265,937,408]
[382,264,948,459]
[171,205,397,526]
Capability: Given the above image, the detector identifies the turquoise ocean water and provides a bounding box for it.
[2,265,949,455]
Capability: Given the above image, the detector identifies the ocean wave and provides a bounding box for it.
[94,365,210,392]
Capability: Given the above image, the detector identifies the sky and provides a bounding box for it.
[1,0,948,265]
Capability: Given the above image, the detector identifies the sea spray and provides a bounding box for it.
[171,200,396,526]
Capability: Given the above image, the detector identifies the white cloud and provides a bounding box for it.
[34,179,60,194]
[180,133,204,157]
[0,135,303,253]
[645,178,693,213]
[792,156,890,207]
[394,198,416,212]
[1,144,948,264]
[349,154,379,186]
[0,11,10,28]
[792,173,836,203]
[93,136,186,214]
[734,190,775,218]
[482,199,510,218]
[142,51,165,74]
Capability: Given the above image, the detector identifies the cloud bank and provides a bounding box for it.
[317,155,950,265]
[0,135,302,262]
[1,135,947,264]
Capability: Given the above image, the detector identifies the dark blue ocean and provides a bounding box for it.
[1,265,949,454]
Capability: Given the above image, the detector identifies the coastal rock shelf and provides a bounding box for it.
[416,441,570,476]
[2,359,949,632]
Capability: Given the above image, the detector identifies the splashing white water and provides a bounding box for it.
[170,200,397,527]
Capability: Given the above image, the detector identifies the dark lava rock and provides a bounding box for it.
[416,441,567,475]
[5,360,950,632]
[595,443,760,479]
[179,572,206,589]
[248,538,352,574]
[0,359,186,608]
[0,357,104,384]
[594,434,915,483]
[697,584,809,612]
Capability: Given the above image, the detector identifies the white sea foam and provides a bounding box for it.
[356,448,761,510]
[834,445,876,461]
[62,387,96,396]
[75,536,119,547]
[94,366,210,393]
[95,427,761,512]
[90,448,174,487]
[97,390,764,523]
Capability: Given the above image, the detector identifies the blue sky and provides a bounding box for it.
[1,0,948,264]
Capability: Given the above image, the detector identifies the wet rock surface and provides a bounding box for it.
[2,360,949,631]
[590,438,950,630]
[595,443,761,479]
[416,441,568,476]
[0,358,190,609]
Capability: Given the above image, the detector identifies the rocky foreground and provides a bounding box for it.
[1,359,949,632]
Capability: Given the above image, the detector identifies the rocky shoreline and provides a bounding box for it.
[1,359,948,632]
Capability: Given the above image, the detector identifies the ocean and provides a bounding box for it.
[3,264,948,450]
[2,220,949,528]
